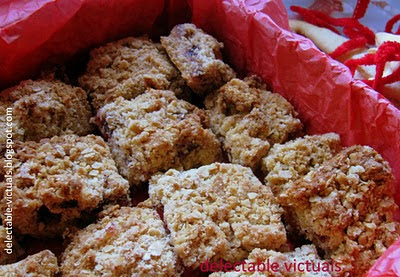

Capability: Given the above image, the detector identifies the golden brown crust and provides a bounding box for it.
[0,79,93,142]
[205,77,303,170]
[0,250,58,277]
[210,245,332,276]
[278,145,400,276]
[0,135,129,237]
[79,36,187,110]
[149,163,287,268]
[262,133,342,195]
[161,23,236,95]
[95,89,222,186]
[61,206,181,277]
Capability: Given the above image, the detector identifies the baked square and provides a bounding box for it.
[261,133,342,195]
[95,89,222,186]
[0,79,93,142]
[278,145,400,276]
[0,135,129,237]
[205,77,303,170]
[161,23,236,95]
[149,163,287,268]
[61,204,181,276]
[0,250,58,276]
[79,36,187,110]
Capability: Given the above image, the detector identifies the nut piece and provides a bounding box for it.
[61,205,181,277]
[210,245,332,276]
[161,23,236,95]
[205,77,303,170]
[149,163,287,268]
[0,250,58,276]
[278,145,400,277]
[79,36,187,110]
[95,89,222,186]
[0,79,93,142]
[262,133,342,195]
[0,135,129,237]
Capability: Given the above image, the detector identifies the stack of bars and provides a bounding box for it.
[0,23,399,277]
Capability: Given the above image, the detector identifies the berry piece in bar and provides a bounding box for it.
[161,23,236,96]
[95,90,222,186]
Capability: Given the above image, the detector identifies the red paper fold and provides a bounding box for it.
[0,0,163,87]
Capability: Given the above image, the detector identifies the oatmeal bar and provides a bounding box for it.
[61,204,181,276]
[79,36,187,110]
[0,226,24,265]
[161,23,236,95]
[205,77,303,170]
[278,145,400,276]
[95,89,222,186]
[0,250,58,276]
[149,163,287,268]
[0,79,93,142]
[261,133,342,195]
[210,245,332,276]
[0,135,129,237]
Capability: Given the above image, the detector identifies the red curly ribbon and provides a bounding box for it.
[345,53,375,75]
[381,66,400,86]
[292,0,400,93]
[385,14,400,34]
[290,6,375,44]
[373,41,400,90]
[352,0,370,19]
[330,37,367,59]
[345,42,400,90]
